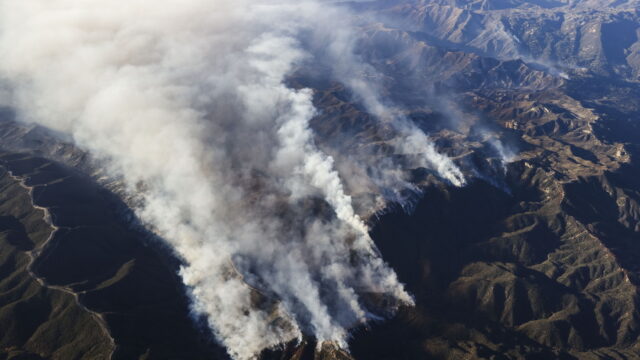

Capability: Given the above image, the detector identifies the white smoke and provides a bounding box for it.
[343,75,466,188]
[306,17,466,207]
[0,1,460,359]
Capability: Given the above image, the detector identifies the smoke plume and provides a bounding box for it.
[0,1,464,358]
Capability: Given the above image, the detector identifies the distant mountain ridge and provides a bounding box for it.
[355,0,640,80]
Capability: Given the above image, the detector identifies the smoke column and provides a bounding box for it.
[311,17,466,202]
[0,1,463,358]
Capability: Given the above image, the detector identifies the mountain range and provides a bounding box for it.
[2,0,640,359]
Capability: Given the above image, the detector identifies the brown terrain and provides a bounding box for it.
[2,0,640,359]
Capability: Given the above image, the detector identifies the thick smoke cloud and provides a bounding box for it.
[0,1,463,359]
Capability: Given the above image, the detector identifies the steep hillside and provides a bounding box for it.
[0,153,223,359]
